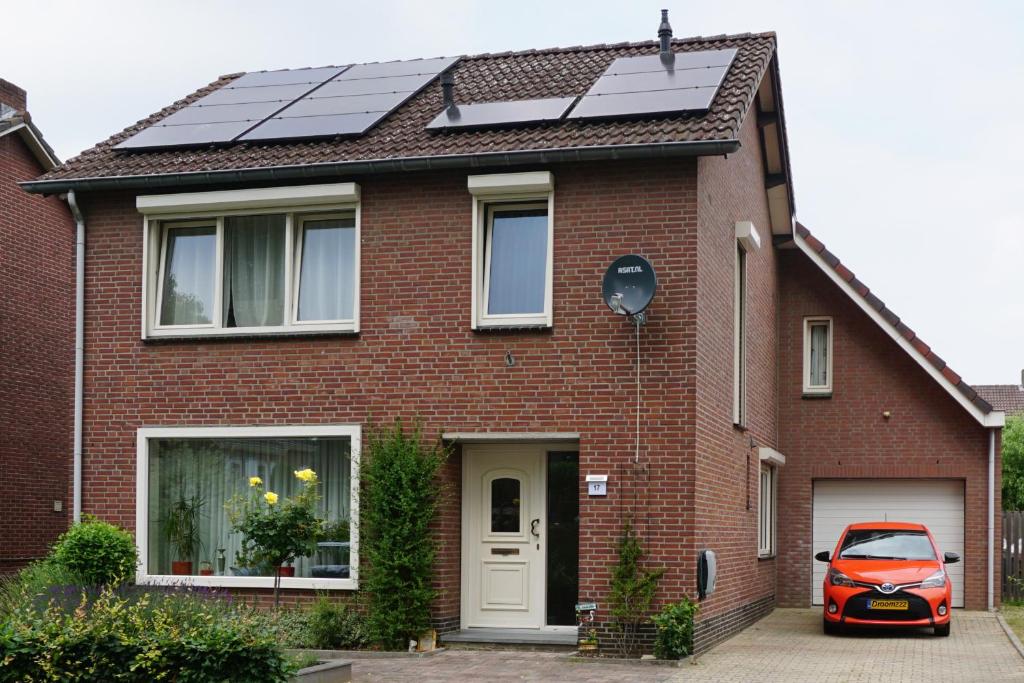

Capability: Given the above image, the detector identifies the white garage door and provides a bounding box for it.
[812,479,964,608]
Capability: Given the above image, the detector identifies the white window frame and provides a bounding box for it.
[140,184,360,339]
[803,316,834,394]
[468,172,554,329]
[757,462,777,558]
[135,424,361,590]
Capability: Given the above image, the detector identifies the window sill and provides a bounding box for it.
[142,329,360,343]
[802,391,833,400]
[758,553,776,561]
[137,574,358,591]
[473,324,552,334]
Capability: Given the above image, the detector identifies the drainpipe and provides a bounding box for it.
[65,190,84,524]
[989,427,996,611]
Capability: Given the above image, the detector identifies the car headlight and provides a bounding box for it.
[920,570,946,589]
[828,568,856,587]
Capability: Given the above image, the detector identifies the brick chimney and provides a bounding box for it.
[0,78,27,112]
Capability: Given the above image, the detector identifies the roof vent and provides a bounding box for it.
[658,9,673,61]
[440,71,457,111]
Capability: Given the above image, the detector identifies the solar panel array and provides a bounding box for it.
[117,58,459,149]
[241,57,459,142]
[566,48,737,121]
[425,96,578,131]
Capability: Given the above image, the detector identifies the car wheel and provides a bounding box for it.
[823,618,841,635]
[934,623,951,637]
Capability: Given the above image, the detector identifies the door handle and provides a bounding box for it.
[531,519,540,538]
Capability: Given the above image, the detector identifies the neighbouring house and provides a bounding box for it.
[21,15,1004,652]
[0,79,74,574]
[976,375,1024,417]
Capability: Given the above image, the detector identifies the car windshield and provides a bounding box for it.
[838,530,936,561]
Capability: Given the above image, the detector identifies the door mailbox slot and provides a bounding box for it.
[491,547,520,556]
[586,474,608,496]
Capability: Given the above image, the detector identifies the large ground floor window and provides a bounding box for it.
[136,425,359,590]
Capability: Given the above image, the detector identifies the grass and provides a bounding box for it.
[1001,604,1024,642]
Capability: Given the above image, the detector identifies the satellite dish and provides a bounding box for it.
[602,255,657,316]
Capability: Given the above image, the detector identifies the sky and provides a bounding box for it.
[5,0,1023,385]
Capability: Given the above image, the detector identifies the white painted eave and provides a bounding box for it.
[793,230,1004,428]
[0,122,60,170]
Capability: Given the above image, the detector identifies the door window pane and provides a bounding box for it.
[298,217,356,321]
[160,226,216,325]
[147,436,352,578]
[223,214,286,327]
[491,477,521,533]
[486,208,548,315]
[809,323,829,387]
[547,452,579,626]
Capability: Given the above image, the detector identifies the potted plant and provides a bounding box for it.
[161,494,205,575]
[578,628,599,654]
[198,560,214,576]
[226,470,323,606]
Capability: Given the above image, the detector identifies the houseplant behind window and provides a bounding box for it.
[161,494,204,575]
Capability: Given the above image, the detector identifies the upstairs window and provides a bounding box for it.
[803,317,833,395]
[468,172,554,328]
[733,222,760,427]
[141,184,360,338]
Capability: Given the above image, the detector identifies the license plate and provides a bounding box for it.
[868,599,908,610]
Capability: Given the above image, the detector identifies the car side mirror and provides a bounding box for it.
[815,551,831,562]
[944,551,960,564]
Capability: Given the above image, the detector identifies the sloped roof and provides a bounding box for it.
[974,385,1024,416]
[0,111,60,170]
[30,33,775,188]
[793,223,1002,427]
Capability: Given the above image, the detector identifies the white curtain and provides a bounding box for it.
[148,437,351,577]
[223,215,286,327]
[487,209,548,315]
[810,324,829,386]
[160,227,216,325]
[297,218,356,321]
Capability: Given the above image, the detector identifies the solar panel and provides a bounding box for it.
[567,48,737,121]
[238,56,459,142]
[116,67,348,149]
[426,97,578,131]
[117,57,460,149]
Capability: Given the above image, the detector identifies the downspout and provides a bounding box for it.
[65,190,84,524]
[989,427,996,611]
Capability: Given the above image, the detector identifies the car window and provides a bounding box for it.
[838,530,936,560]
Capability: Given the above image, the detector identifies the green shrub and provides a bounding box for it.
[608,520,665,657]
[0,561,83,617]
[50,518,137,586]
[652,598,699,659]
[0,586,294,682]
[361,421,447,650]
[307,596,368,649]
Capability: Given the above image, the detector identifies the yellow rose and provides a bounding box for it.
[264,491,279,505]
[294,468,317,483]
[248,476,263,487]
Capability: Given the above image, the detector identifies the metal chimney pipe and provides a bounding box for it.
[658,9,673,55]
[440,71,456,110]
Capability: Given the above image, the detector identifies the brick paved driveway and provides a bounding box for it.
[350,609,1024,682]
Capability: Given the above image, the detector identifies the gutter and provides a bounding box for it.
[19,139,740,195]
[65,190,85,524]
[990,427,997,611]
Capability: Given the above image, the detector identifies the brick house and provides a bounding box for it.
[22,21,1004,651]
[976,377,1024,417]
[0,79,74,573]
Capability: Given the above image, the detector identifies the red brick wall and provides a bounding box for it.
[0,128,74,572]
[0,79,27,110]
[693,109,778,629]
[776,248,999,609]
[75,158,701,625]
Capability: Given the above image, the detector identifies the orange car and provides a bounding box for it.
[815,521,959,637]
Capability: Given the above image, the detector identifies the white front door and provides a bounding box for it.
[462,445,546,628]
